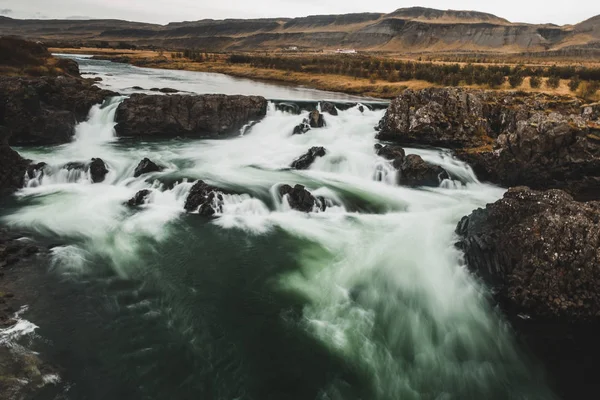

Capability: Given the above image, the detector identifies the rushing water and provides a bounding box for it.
[0,61,557,399]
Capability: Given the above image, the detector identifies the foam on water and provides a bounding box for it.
[4,98,556,398]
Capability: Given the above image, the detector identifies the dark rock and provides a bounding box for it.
[276,102,300,114]
[308,110,325,128]
[376,145,406,164]
[184,180,224,216]
[321,102,338,116]
[358,105,365,113]
[115,94,268,138]
[131,86,144,90]
[0,76,116,145]
[457,187,600,321]
[398,154,449,187]
[377,88,489,148]
[158,87,179,94]
[127,189,152,206]
[93,77,103,82]
[279,184,326,212]
[26,162,47,180]
[457,111,600,201]
[89,158,108,183]
[0,135,29,195]
[63,161,86,171]
[133,158,163,178]
[292,120,311,135]
[291,147,327,170]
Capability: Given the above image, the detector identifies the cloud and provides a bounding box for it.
[0,8,12,15]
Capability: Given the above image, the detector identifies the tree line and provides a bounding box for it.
[226,54,600,97]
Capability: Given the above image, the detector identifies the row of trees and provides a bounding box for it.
[225,54,600,96]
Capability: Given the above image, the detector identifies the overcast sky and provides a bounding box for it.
[0,0,596,25]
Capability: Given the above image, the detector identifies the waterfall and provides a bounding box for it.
[3,97,555,399]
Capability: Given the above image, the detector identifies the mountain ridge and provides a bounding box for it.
[0,7,598,54]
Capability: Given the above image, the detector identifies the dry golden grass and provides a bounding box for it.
[50,47,600,100]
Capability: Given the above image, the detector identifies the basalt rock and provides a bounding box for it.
[115,94,268,138]
[456,187,600,321]
[0,135,28,195]
[291,147,326,170]
[292,120,311,135]
[379,88,600,199]
[320,102,338,116]
[375,144,406,169]
[89,158,109,183]
[26,162,47,181]
[279,184,326,212]
[133,158,164,178]
[0,76,116,145]
[308,110,325,128]
[127,189,152,207]
[184,180,224,216]
[398,154,449,187]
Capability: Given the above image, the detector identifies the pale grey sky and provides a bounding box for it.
[0,0,597,26]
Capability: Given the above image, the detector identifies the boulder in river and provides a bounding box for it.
[456,186,600,398]
[0,76,116,145]
[457,186,600,321]
[115,94,268,138]
[292,120,311,135]
[127,189,152,207]
[279,184,326,212]
[26,162,47,181]
[133,158,164,178]
[398,154,449,187]
[291,147,326,170]
[0,135,29,195]
[89,158,109,183]
[184,180,224,216]
[308,110,325,128]
[375,144,406,168]
[320,102,338,116]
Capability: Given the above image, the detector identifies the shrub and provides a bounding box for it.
[546,76,561,89]
[530,76,542,89]
[508,73,525,88]
[568,76,581,92]
[578,81,600,100]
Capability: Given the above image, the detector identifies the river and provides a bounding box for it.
[0,57,556,399]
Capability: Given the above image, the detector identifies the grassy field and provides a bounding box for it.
[50,47,600,101]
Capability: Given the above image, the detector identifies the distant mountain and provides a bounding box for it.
[0,7,598,54]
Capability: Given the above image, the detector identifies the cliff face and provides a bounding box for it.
[1,7,598,53]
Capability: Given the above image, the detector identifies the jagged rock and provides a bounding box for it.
[398,154,449,187]
[89,158,108,183]
[292,120,311,135]
[127,189,152,206]
[184,180,224,216]
[133,158,163,178]
[0,135,29,195]
[456,187,600,321]
[321,102,338,116]
[291,147,326,170]
[0,76,116,145]
[26,162,47,180]
[308,110,325,128]
[115,94,268,138]
[279,184,326,212]
[376,88,489,148]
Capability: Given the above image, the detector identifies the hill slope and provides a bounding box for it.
[0,7,599,54]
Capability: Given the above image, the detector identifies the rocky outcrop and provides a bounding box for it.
[378,88,600,199]
[127,189,152,207]
[398,155,449,187]
[308,110,325,128]
[0,76,116,145]
[184,180,225,216]
[89,158,109,183]
[456,187,600,320]
[0,135,29,195]
[133,158,163,178]
[279,184,326,212]
[292,120,311,135]
[320,102,338,116]
[376,88,489,148]
[290,147,326,170]
[115,94,268,138]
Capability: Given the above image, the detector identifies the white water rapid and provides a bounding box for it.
[3,97,556,399]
